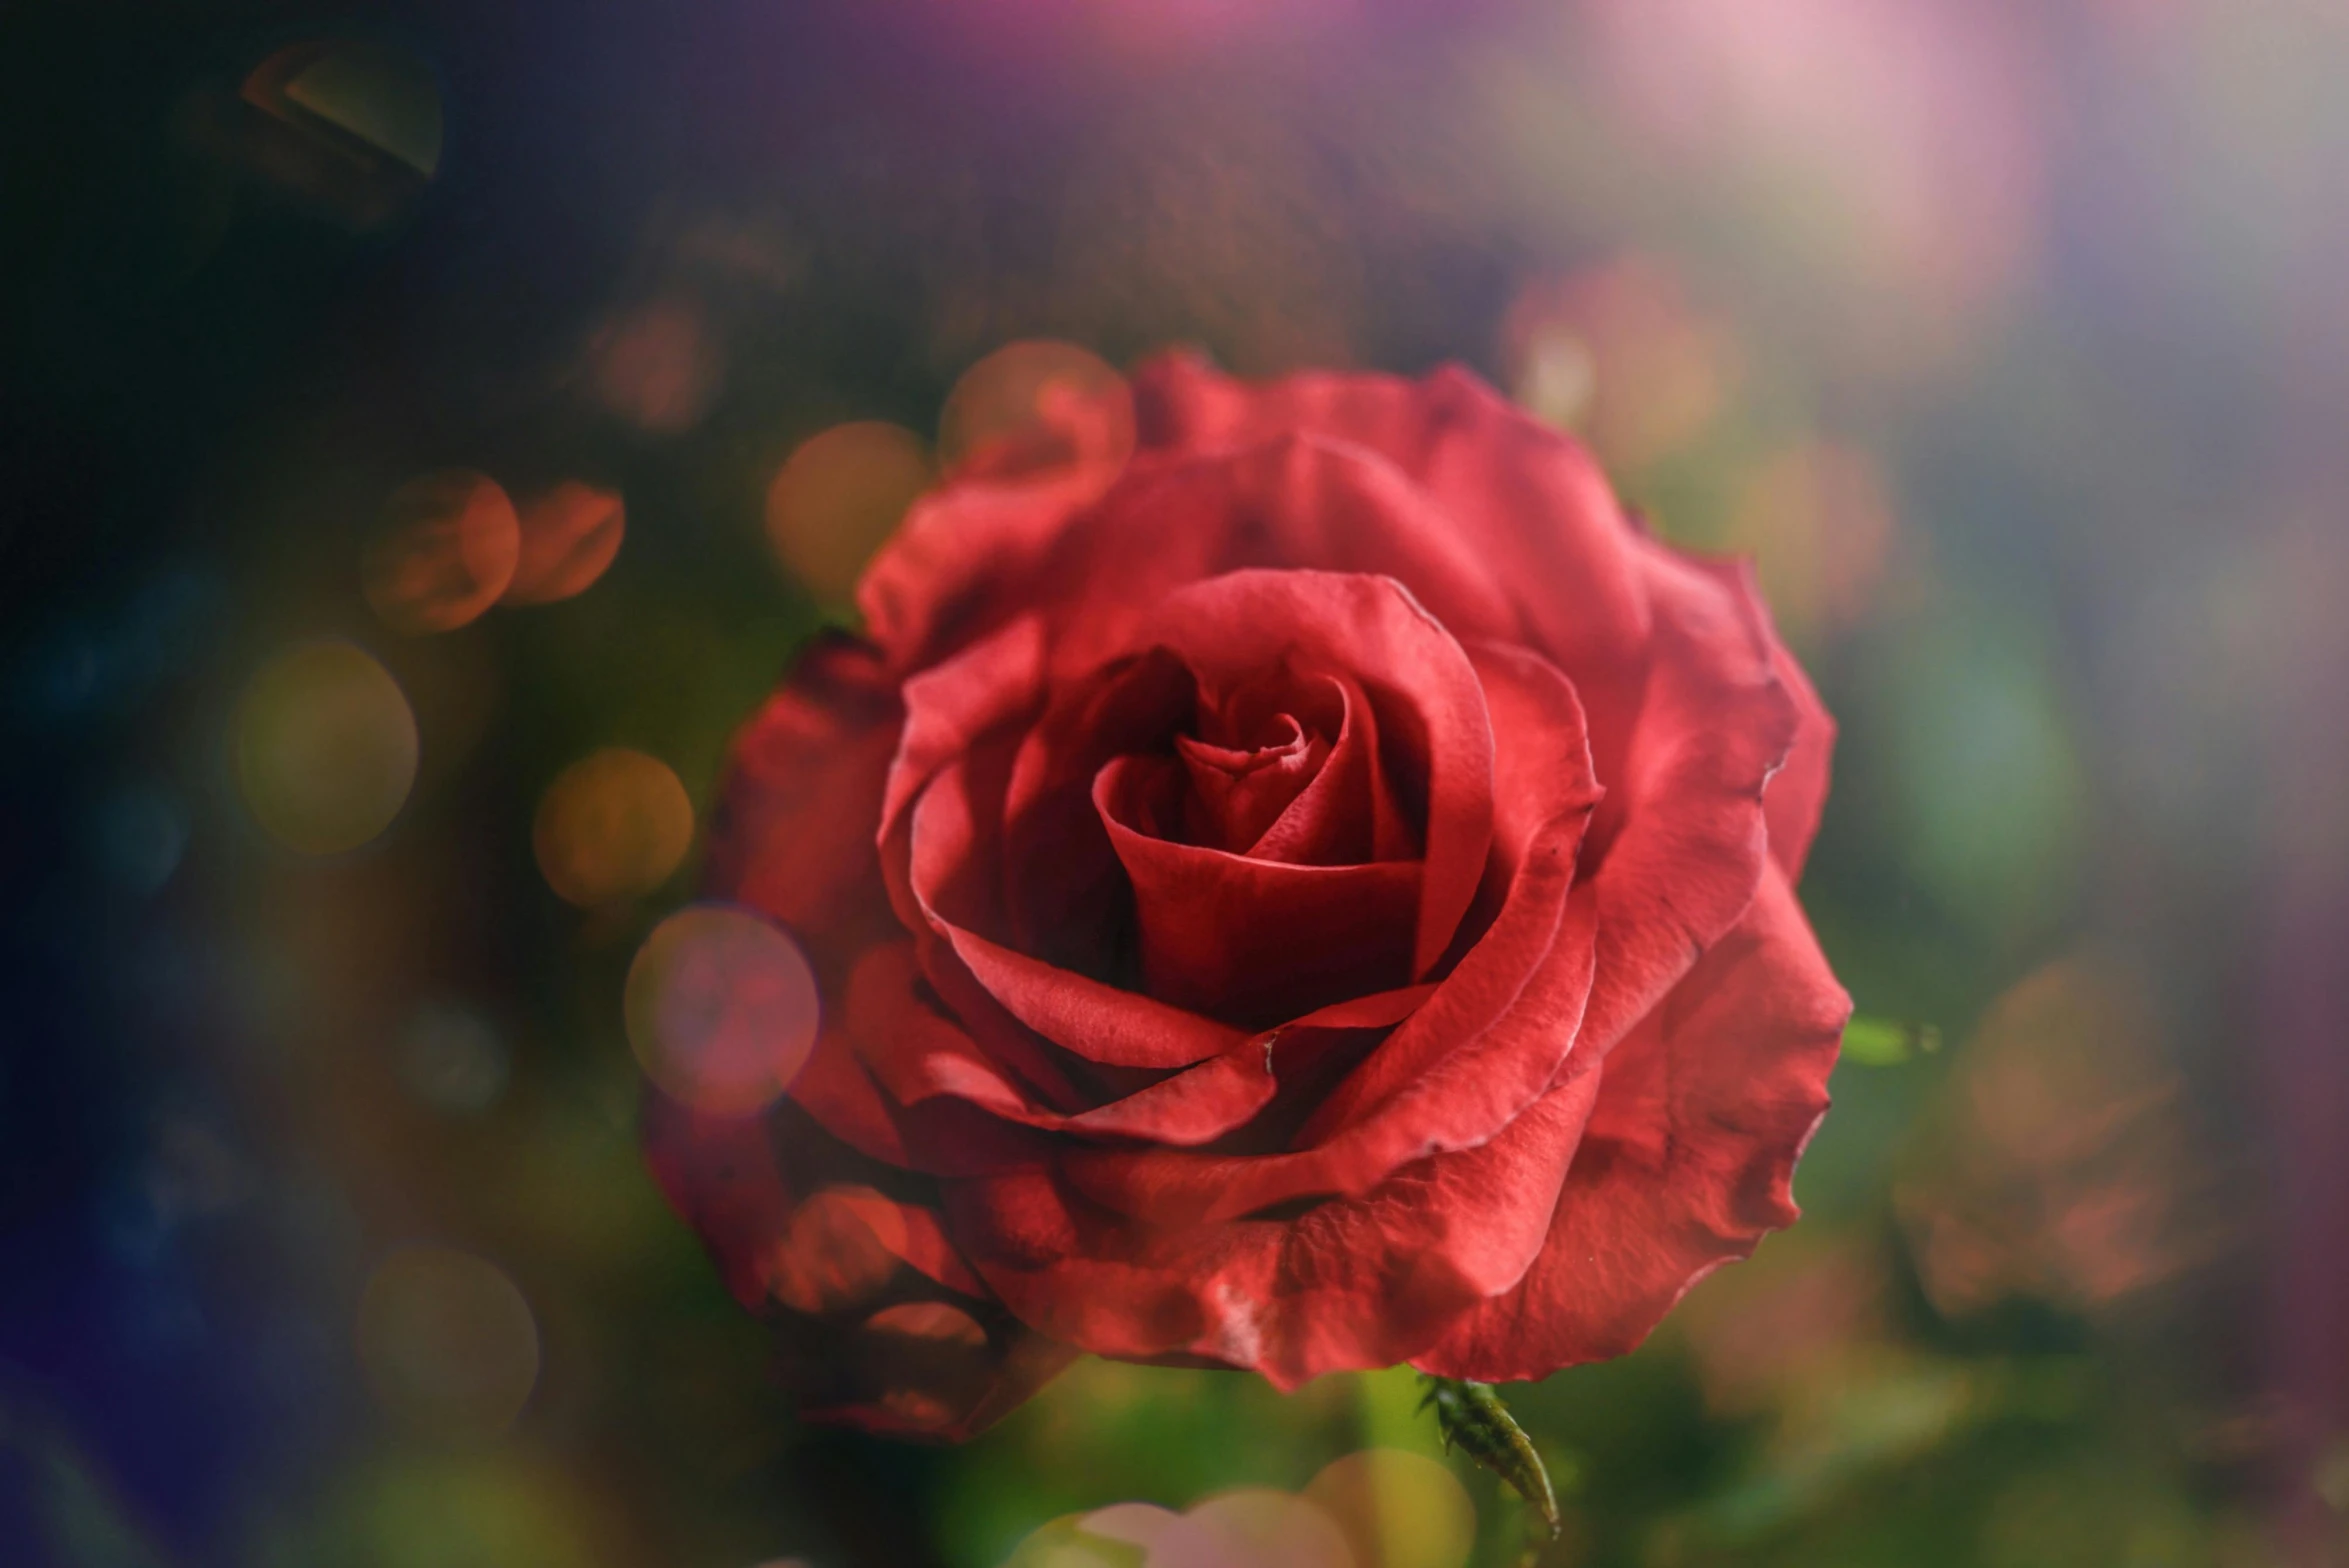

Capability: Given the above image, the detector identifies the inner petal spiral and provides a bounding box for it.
[1096,751,1422,1026]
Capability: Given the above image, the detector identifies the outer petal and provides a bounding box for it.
[1412,864,1849,1381]
[1763,638,1835,881]
[641,1092,1071,1442]
[697,630,1046,1177]
[643,1093,981,1305]
[858,459,1120,673]
[1572,544,1804,1060]
[947,1065,1606,1390]
[1130,353,1652,721]
[704,631,903,962]
[880,614,1049,896]
[795,1300,1075,1443]
[1031,436,1522,690]
[867,359,1658,827]
[1674,554,1835,882]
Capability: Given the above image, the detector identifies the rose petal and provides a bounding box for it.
[867,359,1657,829]
[1764,638,1835,881]
[887,648,1237,1083]
[858,453,1122,671]
[1176,706,1329,853]
[881,624,1259,1074]
[1572,545,1802,1062]
[1065,1049,1278,1145]
[1672,555,1833,882]
[909,756,1251,1070]
[849,943,1072,1121]
[771,1186,964,1311]
[998,647,1195,975]
[794,1296,1076,1443]
[848,943,1277,1146]
[949,1063,1605,1388]
[1059,644,1599,1224]
[1132,352,1650,684]
[699,633,1044,1175]
[880,614,1049,900]
[1412,864,1849,1380]
[1138,569,1495,979]
[641,1091,986,1303]
[1033,438,1521,699]
[1096,754,1422,1024]
[936,918,1253,1073]
[704,633,903,959]
[1240,668,1415,865]
[788,1016,1044,1178]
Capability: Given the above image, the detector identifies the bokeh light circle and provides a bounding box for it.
[506,481,625,605]
[589,297,721,434]
[1723,442,1897,643]
[1497,259,1740,471]
[361,469,521,635]
[998,1513,1149,1568]
[393,999,511,1115]
[623,904,819,1115]
[1305,1449,1476,1568]
[1077,1502,1187,1554]
[1155,1488,1356,1568]
[937,339,1135,481]
[533,747,695,908]
[355,1243,540,1440]
[764,421,933,602]
[234,639,419,856]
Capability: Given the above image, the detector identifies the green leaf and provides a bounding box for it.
[1839,1015,1942,1067]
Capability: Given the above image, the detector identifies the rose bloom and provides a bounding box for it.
[645,353,1849,1439]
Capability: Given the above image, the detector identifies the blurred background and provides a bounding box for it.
[4,0,2347,1564]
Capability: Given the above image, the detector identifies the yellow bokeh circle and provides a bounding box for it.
[235,639,419,856]
[533,747,694,907]
[355,1243,540,1440]
[764,420,933,601]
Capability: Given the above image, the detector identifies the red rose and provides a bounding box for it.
[645,353,1850,1440]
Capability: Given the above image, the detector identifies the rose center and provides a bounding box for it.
[1170,666,1351,859]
